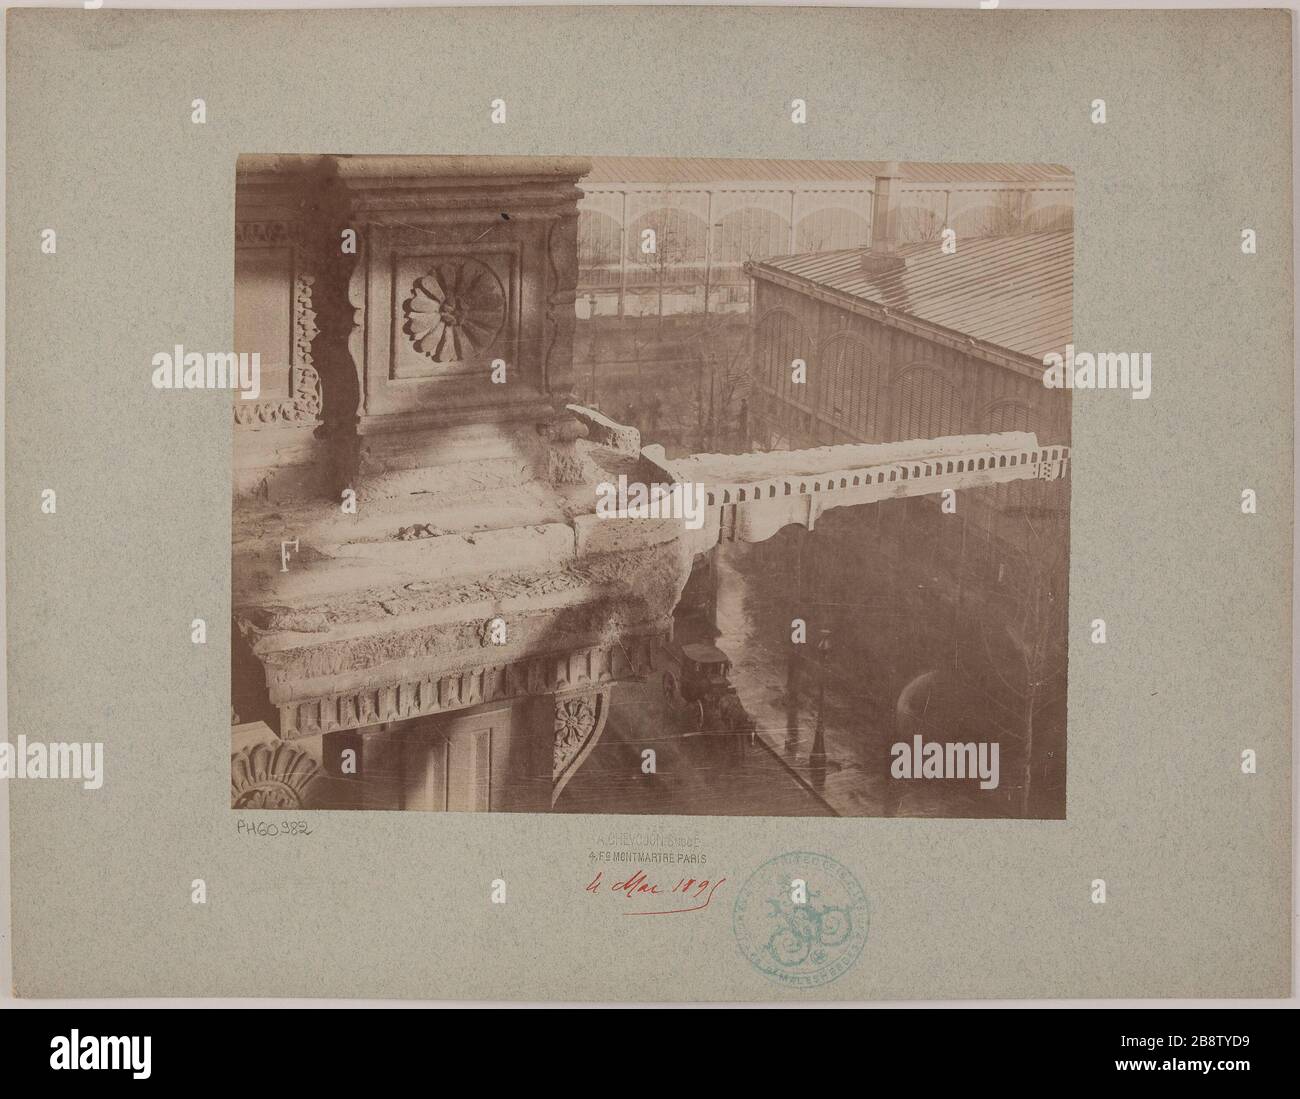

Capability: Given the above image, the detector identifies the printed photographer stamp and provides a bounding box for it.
[733,851,870,988]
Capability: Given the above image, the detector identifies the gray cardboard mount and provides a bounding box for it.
[4,6,1293,1000]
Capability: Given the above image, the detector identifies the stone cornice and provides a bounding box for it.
[276,631,661,739]
[238,153,592,182]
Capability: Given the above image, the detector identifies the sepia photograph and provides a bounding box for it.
[229,153,1073,819]
[4,0,1292,1032]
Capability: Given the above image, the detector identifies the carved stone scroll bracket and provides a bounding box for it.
[232,223,324,429]
[310,162,366,495]
[231,740,321,810]
[552,689,610,807]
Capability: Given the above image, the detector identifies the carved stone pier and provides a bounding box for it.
[231,155,690,812]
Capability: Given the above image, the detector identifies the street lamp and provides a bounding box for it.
[810,628,831,772]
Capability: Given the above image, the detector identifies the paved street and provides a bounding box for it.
[555,677,833,817]
[714,540,1021,818]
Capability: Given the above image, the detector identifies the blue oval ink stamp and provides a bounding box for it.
[733,851,869,988]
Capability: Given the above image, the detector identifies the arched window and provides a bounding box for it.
[1024,203,1074,233]
[794,206,871,252]
[984,400,1039,511]
[715,207,791,283]
[817,331,881,439]
[895,201,944,244]
[948,191,1025,239]
[755,307,810,407]
[577,209,623,288]
[892,364,966,441]
[625,206,708,287]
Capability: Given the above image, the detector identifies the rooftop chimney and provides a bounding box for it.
[860,161,906,276]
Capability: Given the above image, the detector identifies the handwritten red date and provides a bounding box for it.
[585,868,725,915]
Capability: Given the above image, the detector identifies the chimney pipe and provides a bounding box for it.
[861,161,906,275]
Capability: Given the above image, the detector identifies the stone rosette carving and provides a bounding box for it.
[231,740,321,809]
[552,690,609,805]
[402,259,506,363]
[554,696,597,771]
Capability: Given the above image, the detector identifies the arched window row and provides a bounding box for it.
[578,204,880,271]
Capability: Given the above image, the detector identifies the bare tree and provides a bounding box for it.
[630,190,704,326]
[684,312,753,451]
